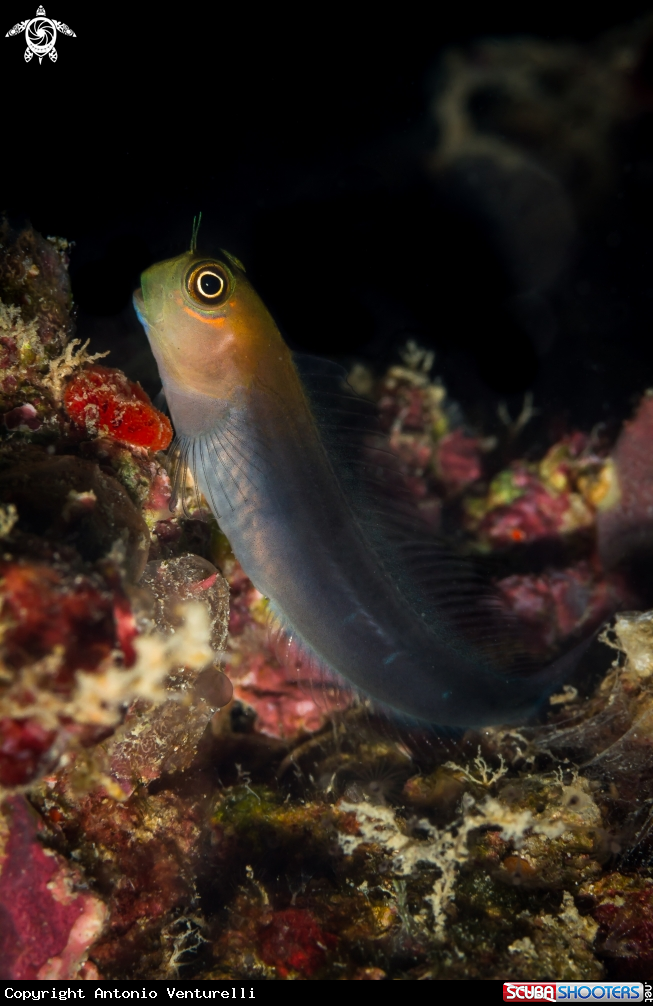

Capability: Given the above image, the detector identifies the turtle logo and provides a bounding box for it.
[5,5,75,63]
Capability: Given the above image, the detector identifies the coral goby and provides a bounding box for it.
[64,365,172,451]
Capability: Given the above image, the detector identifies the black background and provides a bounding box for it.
[2,2,653,438]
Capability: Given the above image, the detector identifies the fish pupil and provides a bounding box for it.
[198,270,224,298]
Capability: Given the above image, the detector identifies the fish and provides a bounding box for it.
[133,246,588,728]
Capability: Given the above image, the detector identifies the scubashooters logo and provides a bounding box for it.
[5,5,75,63]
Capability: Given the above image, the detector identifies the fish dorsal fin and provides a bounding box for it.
[293,353,406,500]
[294,353,536,675]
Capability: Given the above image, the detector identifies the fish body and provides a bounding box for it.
[134,250,577,727]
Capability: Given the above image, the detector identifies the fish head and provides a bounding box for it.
[134,249,283,399]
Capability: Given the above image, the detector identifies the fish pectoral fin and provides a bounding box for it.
[266,604,351,701]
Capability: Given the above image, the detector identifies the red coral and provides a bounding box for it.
[0,797,105,979]
[258,908,337,978]
[64,365,172,451]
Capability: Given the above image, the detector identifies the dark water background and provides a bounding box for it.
[3,4,653,444]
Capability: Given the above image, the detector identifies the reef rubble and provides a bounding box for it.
[0,226,652,980]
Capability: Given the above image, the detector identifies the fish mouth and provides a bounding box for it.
[133,287,164,330]
[132,288,147,327]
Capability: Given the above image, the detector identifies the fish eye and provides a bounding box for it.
[187,262,230,305]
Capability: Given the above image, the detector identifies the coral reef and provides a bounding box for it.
[1,223,653,981]
[0,225,230,978]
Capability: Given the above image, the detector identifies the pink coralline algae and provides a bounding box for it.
[233,652,344,739]
[434,428,484,493]
[597,393,653,570]
[375,349,485,520]
[223,558,348,740]
[473,466,574,546]
[496,562,629,656]
[0,796,105,980]
[3,403,41,432]
[463,433,610,548]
